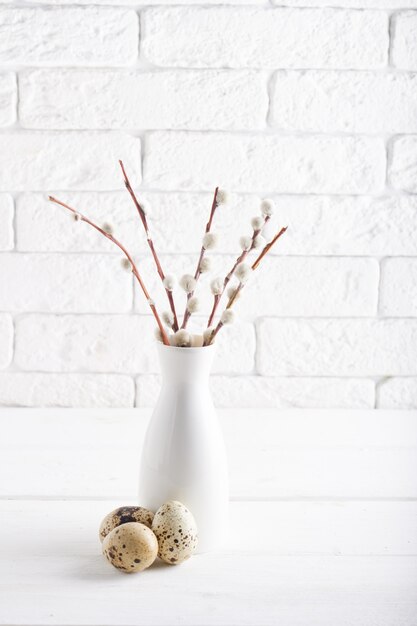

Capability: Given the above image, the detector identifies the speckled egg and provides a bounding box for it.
[99,506,154,543]
[102,522,158,573]
[152,500,198,565]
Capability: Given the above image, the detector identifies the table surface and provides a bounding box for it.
[1,408,417,626]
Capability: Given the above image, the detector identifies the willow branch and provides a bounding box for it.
[205,321,224,346]
[205,226,288,345]
[206,215,270,328]
[48,195,170,346]
[252,226,288,270]
[225,282,244,310]
[181,187,219,329]
[119,160,179,332]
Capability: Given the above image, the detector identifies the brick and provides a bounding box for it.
[135,375,161,405]
[390,136,417,192]
[15,315,255,374]
[143,7,388,69]
[25,0,265,4]
[273,0,416,6]
[15,315,154,373]
[0,254,132,313]
[380,258,417,317]
[20,69,267,131]
[134,255,378,318]
[274,195,417,257]
[271,71,417,134]
[0,133,140,191]
[377,378,417,409]
[257,319,417,376]
[0,373,134,407]
[237,257,379,318]
[213,319,255,374]
[0,7,138,66]
[145,132,385,194]
[0,73,15,126]
[210,376,375,409]
[392,12,417,70]
[18,193,417,258]
[0,315,12,369]
[136,374,375,409]
[146,0,265,2]
[0,195,13,250]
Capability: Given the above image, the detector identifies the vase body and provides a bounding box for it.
[138,343,229,553]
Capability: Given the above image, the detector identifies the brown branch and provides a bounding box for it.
[206,186,219,232]
[119,160,179,332]
[204,226,288,346]
[181,187,219,329]
[226,227,288,309]
[119,160,148,232]
[206,215,270,328]
[206,321,223,346]
[48,195,170,346]
[252,226,288,270]
[225,282,243,310]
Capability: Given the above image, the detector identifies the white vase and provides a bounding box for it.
[138,342,229,553]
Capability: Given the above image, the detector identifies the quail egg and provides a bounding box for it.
[99,506,154,542]
[102,522,158,573]
[152,500,198,565]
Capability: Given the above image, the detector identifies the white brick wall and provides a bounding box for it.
[0,73,15,126]
[390,136,417,192]
[0,133,141,190]
[0,254,132,312]
[270,71,417,133]
[19,70,267,130]
[0,7,138,66]
[142,8,388,69]
[0,0,416,409]
[256,319,417,376]
[391,12,417,69]
[145,132,386,193]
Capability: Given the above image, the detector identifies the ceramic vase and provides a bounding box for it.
[138,342,229,553]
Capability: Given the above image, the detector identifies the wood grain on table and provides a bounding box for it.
[1,409,416,625]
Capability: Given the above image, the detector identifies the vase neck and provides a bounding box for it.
[157,343,215,383]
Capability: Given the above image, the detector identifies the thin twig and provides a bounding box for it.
[206,215,270,328]
[49,195,170,346]
[205,226,288,345]
[225,282,244,310]
[206,321,224,345]
[228,227,288,308]
[119,160,179,332]
[181,187,219,329]
[252,226,288,270]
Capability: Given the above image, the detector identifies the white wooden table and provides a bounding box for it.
[1,408,417,625]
